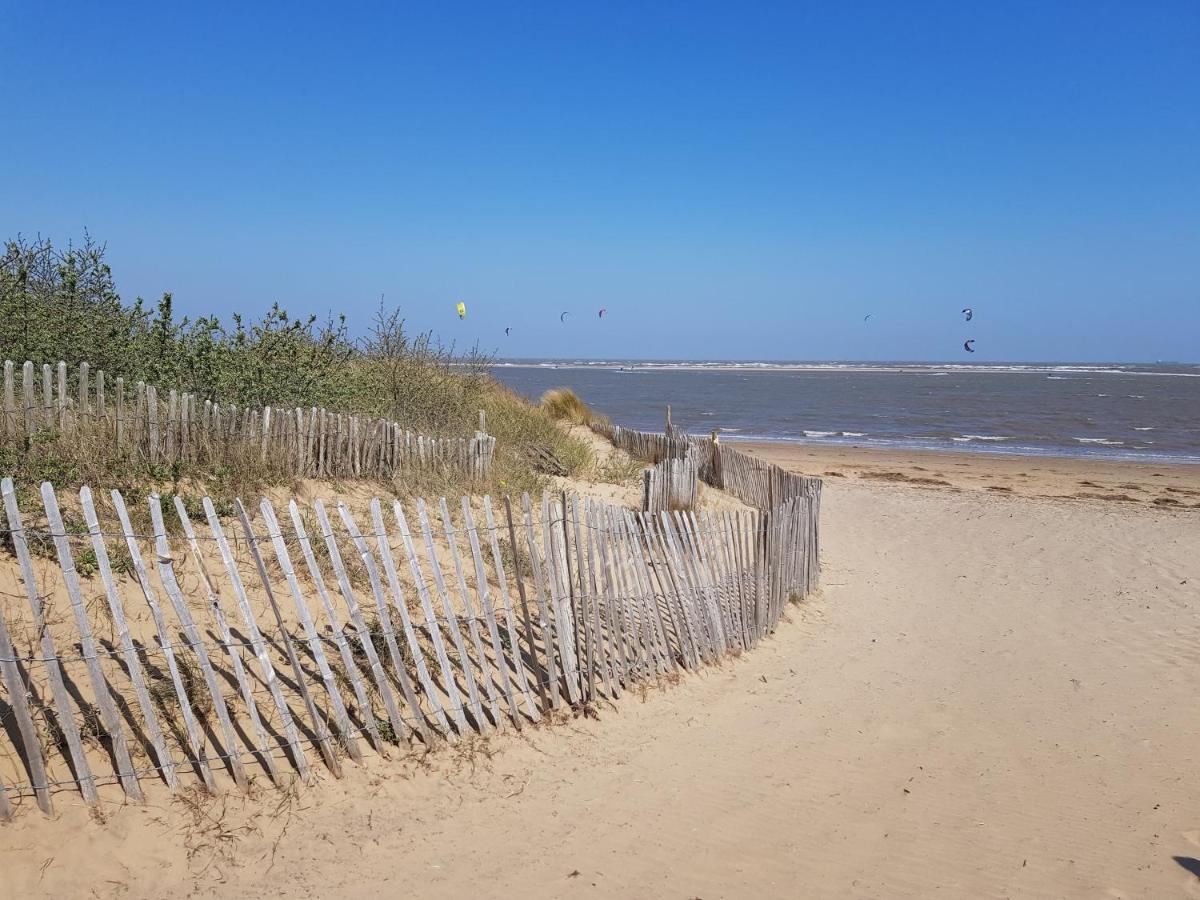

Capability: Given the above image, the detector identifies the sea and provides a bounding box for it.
[492,360,1200,465]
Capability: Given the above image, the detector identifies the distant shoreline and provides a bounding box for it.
[492,361,1200,376]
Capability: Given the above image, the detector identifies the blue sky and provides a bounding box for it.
[3,1,1197,362]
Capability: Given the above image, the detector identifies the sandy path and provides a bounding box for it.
[4,481,1198,898]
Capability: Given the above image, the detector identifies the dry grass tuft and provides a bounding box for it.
[539,388,598,426]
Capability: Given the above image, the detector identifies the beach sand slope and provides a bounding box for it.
[2,480,1198,898]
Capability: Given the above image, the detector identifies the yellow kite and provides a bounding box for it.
[456,301,467,319]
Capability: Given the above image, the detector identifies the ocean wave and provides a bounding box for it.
[1133,426,1154,431]
[955,435,1011,442]
[1075,438,1125,446]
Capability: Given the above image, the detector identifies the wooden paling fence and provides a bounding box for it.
[602,424,698,466]
[642,451,699,513]
[1,360,496,479]
[0,476,819,820]
[711,443,822,509]
[596,421,822,509]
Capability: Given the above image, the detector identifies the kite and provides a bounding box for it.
[963,339,976,353]
[560,311,570,323]
[863,314,873,323]
[599,308,607,318]
[456,302,466,320]
[962,307,973,322]
[505,327,511,336]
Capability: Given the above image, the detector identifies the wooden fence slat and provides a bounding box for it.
[681,510,725,656]
[731,510,753,647]
[606,507,649,679]
[719,511,749,650]
[146,498,249,789]
[541,493,580,705]
[592,504,628,692]
[589,502,622,695]
[595,505,631,689]
[335,503,431,745]
[79,362,89,425]
[491,496,544,718]
[415,499,487,731]
[687,511,728,652]
[40,484,144,801]
[313,500,408,751]
[565,495,594,700]
[366,500,452,737]
[0,560,54,814]
[3,361,15,438]
[203,498,310,782]
[288,501,385,754]
[634,510,676,676]
[717,511,746,649]
[259,500,362,764]
[643,511,697,670]
[580,500,615,699]
[657,510,711,665]
[41,363,53,431]
[459,498,521,728]
[235,500,342,777]
[523,494,566,707]
[56,362,67,432]
[173,498,283,786]
[390,501,468,736]
[438,499,502,727]
[22,361,35,437]
[109,488,214,791]
[2,477,99,805]
[80,488,177,789]
[624,509,674,676]
[696,511,733,651]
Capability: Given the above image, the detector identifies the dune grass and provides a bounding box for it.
[539,387,604,426]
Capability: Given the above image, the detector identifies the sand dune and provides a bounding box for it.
[3,476,1198,898]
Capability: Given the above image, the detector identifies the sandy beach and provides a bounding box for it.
[3,450,1198,898]
[739,440,1200,507]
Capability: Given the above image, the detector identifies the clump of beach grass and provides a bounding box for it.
[539,388,598,426]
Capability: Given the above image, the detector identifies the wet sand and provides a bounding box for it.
[738,440,1200,508]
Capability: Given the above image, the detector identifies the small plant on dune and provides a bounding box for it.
[592,455,643,486]
[539,388,596,426]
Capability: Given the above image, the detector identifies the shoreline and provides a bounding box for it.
[492,360,1200,376]
[721,434,1200,467]
[738,439,1200,507]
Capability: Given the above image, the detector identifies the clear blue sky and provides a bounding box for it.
[3,1,1197,362]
